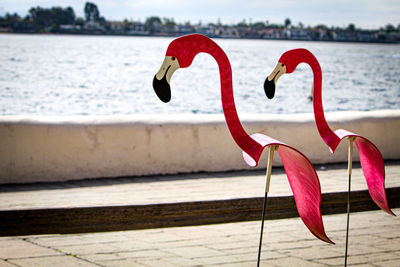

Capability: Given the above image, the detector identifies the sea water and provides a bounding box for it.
[1,34,399,116]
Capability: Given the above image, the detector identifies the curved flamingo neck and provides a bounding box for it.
[175,34,264,162]
[288,49,341,152]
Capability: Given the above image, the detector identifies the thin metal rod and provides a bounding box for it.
[344,137,355,267]
[257,145,276,267]
[257,191,268,267]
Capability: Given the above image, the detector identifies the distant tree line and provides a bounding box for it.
[0,2,107,33]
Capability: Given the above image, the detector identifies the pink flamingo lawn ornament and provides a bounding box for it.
[152,34,334,265]
[264,48,395,266]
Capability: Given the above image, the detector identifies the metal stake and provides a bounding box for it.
[257,145,277,267]
[344,137,355,267]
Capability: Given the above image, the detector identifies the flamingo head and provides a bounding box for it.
[152,35,199,103]
[264,49,304,99]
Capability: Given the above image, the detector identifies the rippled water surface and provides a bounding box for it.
[1,34,399,115]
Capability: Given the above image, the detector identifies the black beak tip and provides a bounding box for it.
[263,78,276,99]
[152,75,171,103]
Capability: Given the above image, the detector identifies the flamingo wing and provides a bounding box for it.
[243,133,334,244]
[335,129,395,215]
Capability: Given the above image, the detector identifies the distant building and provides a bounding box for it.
[312,27,329,41]
[0,26,11,32]
[285,28,310,40]
[334,30,357,41]
[240,27,259,38]
[126,22,148,35]
[259,28,283,39]
[214,26,239,38]
[109,21,124,34]
[83,20,105,32]
[60,24,81,31]
[356,30,377,42]
[174,24,193,35]
[194,24,215,37]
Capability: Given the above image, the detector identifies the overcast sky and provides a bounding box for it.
[1,0,399,29]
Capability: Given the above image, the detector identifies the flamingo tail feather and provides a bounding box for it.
[243,133,334,244]
[278,145,334,244]
[354,137,395,216]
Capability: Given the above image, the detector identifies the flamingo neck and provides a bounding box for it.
[185,35,263,163]
[295,49,341,152]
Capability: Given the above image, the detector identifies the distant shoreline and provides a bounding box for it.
[1,32,399,44]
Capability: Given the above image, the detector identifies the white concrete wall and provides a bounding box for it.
[1,109,399,184]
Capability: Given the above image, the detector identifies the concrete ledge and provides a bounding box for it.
[1,109,399,184]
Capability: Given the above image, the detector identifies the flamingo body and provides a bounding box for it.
[265,48,394,216]
[153,35,333,244]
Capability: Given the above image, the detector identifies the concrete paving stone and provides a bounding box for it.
[54,243,123,256]
[158,256,204,266]
[132,258,179,267]
[345,224,398,236]
[348,234,392,246]
[0,259,16,267]
[168,235,249,248]
[95,258,148,267]
[163,245,225,259]
[263,256,327,267]
[100,256,203,267]
[202,263,257,267]
[131,232,234,250]
[101,240,152,251]
[347,252,400,265]
[353,264,382,267]
[0,239,61,259]
[258,220,307,232]
[219,246,259,257]
[315,251,400,266]
[237,250,285,262]
[145,237,217,250]
[261,240,314,250]
[330,243,388,256]
[132,230,191,244]
[7,255,99,267]
[81,253,122,262]
[191,254,254,265]
[375,230,400,239]
[313,257,345,266]
[27,233,131,247]
[370,243,400,255]
[172,225,232,238]
[280,245,344,260]
[268,229,320,243]
[205,240,256,251]
[114,249,175,259]
[374,259,400,267]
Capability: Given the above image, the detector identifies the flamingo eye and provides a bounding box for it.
[171,56,176,61]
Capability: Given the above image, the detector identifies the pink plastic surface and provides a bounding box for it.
[277,49,394,216]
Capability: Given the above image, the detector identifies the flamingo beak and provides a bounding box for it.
[153,56,180,103]
[264,63,286,99]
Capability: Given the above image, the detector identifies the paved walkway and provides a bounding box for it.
[0,209,399,266]
[0,161,399,266]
